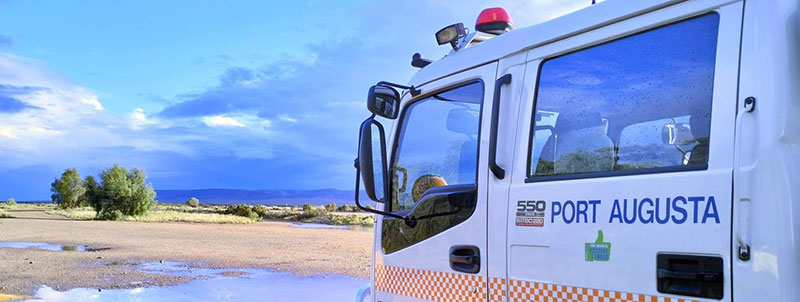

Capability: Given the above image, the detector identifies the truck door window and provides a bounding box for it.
[382,81,483,254]
[528,13,719,181]
[617,116,698,169]
[390,82,483,211]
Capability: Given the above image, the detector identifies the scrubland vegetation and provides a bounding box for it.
[0,198,18,218]
[12,167,374,226]
[221,203,374,226]
[42,202,373,226]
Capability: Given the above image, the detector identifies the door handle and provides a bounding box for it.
[450,245,480,274]
[489,74,512,179]
[734,96,756,261]
[657,268,722,281]
[656,254,723,299]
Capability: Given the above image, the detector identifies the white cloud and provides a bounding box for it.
[130,108,154,129]
[0,53,200,169]
[202,115,245,127]
[0,126,17,139]
[278,114,298,123]
[82,95,104,111]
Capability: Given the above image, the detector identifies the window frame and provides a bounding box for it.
[386,79,485,213]
[524,13,718,183]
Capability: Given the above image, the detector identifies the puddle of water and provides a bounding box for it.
[290,222,372,232]
[0,241,90,252]
[25,261,367,302]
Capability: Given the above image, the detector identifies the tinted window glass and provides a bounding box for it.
[390,83,482,211]
[383,82,482,254]
[528,13,719,180]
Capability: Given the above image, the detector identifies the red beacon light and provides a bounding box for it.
[475,7,514,35]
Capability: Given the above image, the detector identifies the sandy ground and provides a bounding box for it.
[0,209,373,296]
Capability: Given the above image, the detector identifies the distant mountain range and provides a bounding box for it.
[155,189,369,206]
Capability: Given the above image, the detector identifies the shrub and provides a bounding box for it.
[224,204,260,221]
[97,209,125,221]
[336,204,361,212]
[51,168,86,209]
[186,197,200,208]
[297,204,327,219]
[99,165,156,216]
[82,175,102,212]
[252,205,269,218]
[324,203,336,212]
[6,198,16,205]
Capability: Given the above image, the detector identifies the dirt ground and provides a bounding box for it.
[0,209,373,296]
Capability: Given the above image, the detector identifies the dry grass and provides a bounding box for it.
[0,202,54,210]
[155,203,228,213]
[254,205,374,226]
[43,203,373,225]
[0,293,29,301]
[0,209,14,218]
[45,208,96,220]
[46,207,254,224]
[123,210,254,224]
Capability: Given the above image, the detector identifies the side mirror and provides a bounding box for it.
[354,117,408,221]
[662,122,694,145]
[367,85,400,119]
[358,117,388,202]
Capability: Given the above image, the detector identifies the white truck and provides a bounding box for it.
[353,1,800,301]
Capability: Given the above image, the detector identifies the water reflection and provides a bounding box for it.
[25,261,366,302]
[0,241,89,252]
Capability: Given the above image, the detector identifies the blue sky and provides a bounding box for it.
[0,0,587,200]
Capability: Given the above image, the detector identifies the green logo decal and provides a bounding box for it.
[585,230,611,262]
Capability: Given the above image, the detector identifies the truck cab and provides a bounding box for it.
[354,1,800,301]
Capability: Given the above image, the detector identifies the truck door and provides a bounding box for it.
[373,62,496,301]
[504,2,742,302]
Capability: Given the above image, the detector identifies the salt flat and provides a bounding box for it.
[0,209,372,297]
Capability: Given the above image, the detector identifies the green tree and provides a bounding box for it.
[99,165,156,216]
[51,168,86,209]
[6,198,16,205]
[82,175,103,212]
[186,197,200,207]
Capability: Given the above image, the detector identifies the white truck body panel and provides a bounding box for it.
[362,0,800,301]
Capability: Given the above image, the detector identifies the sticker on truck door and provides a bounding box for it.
[585,230,611,262]
[516,200,546,227]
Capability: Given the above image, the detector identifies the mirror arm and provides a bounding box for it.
[353,158,406,220]
[400,184,477,228]
[376,81,421,97]
[410,207,462,222]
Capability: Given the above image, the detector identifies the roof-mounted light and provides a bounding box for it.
[435,23,467,50]
[475,7,513,35]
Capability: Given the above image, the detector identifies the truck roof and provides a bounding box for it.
[409,0,684,88]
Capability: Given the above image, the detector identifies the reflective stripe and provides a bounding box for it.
[506,279,700,302]
[374,264,487,302]
[375,265,701,302]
